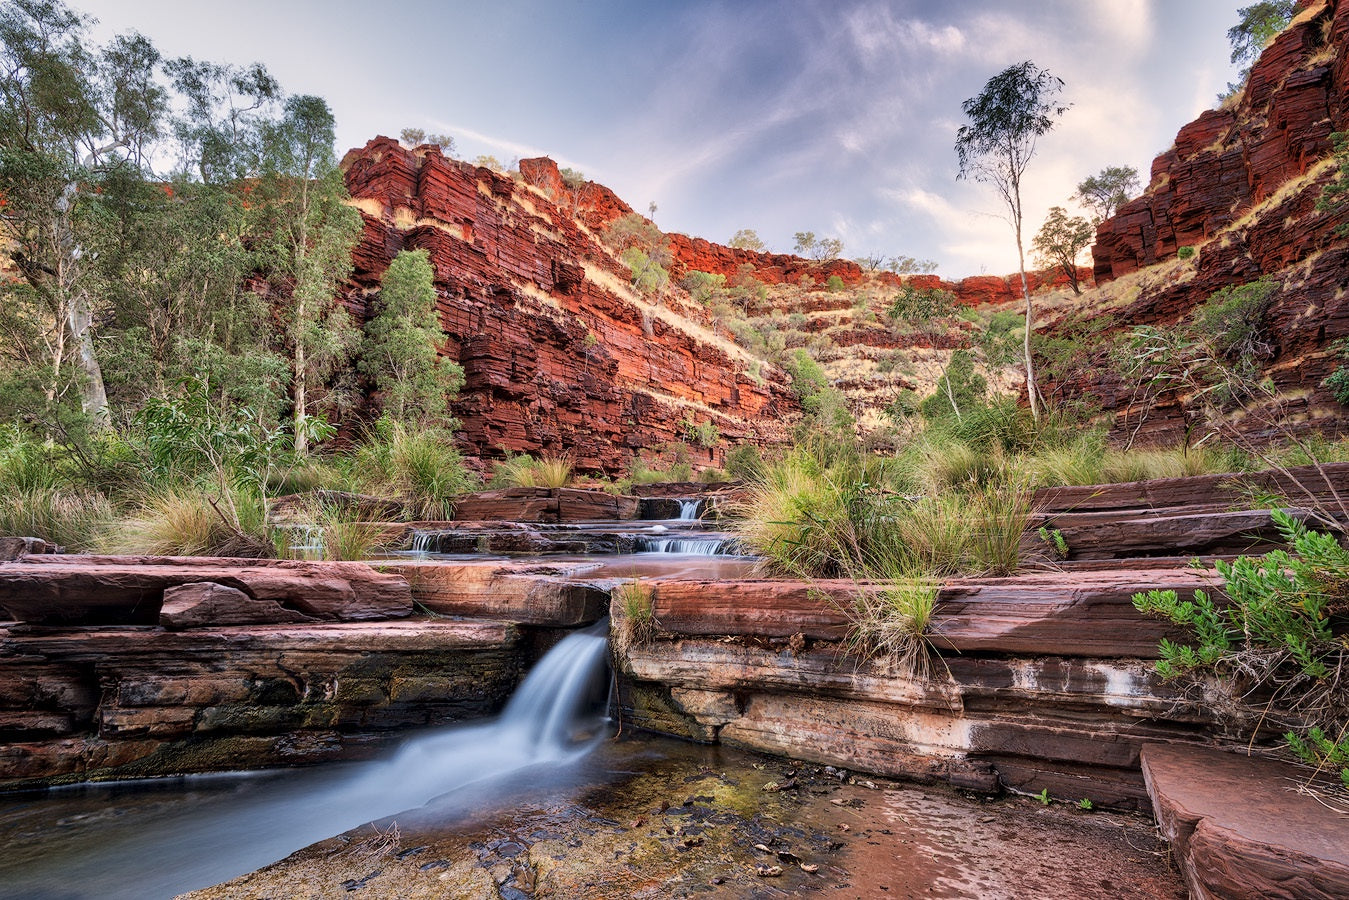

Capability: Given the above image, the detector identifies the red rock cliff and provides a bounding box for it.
[341,139,796,473]
[1062,0,1349,444]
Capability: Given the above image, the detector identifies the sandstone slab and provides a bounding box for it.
[0,556,412,625]
[1142,742,1349,900]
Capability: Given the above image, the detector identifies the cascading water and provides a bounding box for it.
[0,625,612,900]
[633,536,740,555]
[676,498,702,520]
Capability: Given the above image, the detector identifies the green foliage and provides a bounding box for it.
[792,231,843,260]
[1038,526,1069,559]
[680,270,727,305]
[1031,206,1093,294]
[727,229,765,252]
[1133,510,1349,792]
[886,284,956,325]
[1318,131,1349,235]
[1036,788,1051,805]
[682,418,720,449]
[1177,245,1196,259]
[724,444,765,482]
[1075,166,1140,223]
[920,350,987,422]
[1322,339,1349,405]
[1077,798,1094,811]
[1192,278,1277,367]
[135,376,312,491]
[1228,2,1296,67]
[621,247,669,295]
[826,275,846,292]
[361,249,463,427]
[784,349,829,403]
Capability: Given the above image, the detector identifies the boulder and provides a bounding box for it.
[159,582,315,629]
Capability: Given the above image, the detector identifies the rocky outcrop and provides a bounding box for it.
[666,233,1091,304]
[0,619,523,788]
[1094,1,1347,280]
[341,139,796,474]
[1062,0,1349,444]
[0,556,412,625]
[1142,743,1349,899]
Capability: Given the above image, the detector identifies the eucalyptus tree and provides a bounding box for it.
[251,95,363,454]
[1075,165,1140,224]
[955,60,1068,423]
[0,0,166,429]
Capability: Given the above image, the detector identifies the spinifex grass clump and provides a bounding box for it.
[107,485,273,558]
[611,578,657,662]
[351,422,476,520]
[490,453,573,489]
[1133,510,1349,793]
[0,486,115,552]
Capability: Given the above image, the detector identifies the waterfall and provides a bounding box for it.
[3,626,613,900]
[676,498,702,520]
[410,530,435,553]
[633,536,739,555]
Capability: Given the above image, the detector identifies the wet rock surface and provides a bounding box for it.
[184,734,1182,900]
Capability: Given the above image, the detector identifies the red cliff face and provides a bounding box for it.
[341,139,795,473]
[1061,0,1349,444]
[1094,0,1345,281]
[666,233,1090,304]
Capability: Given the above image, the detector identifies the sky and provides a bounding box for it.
[78,0,1246,278]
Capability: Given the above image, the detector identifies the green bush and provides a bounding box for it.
[1177,245,1195,260]
[1133,510,1349,792]
[352,423,477,519]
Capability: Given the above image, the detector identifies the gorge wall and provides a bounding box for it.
[1063,0,1349,444]
[341,139,796,474]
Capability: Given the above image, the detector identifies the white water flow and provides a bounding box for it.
[634,536,737,555]
[677,498,702,520]
[0,626,612,900]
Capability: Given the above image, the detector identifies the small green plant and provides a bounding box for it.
[1133,509,1349,794]
[1037,526,1069,560]
[1077,798,1094,811]
[826,274,846,292]
[1036,788,1051,805]
[682,418,720,449]
[1177,245,1195,260]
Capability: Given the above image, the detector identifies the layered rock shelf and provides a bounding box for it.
[341,139,797,472]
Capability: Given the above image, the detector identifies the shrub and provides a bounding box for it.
[1133,510,1349,793]
[826,274,846,292]
[724,444,765,482]
[1177,245,1195,260]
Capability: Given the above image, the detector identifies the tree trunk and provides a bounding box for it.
[67,292,110,429]
[1015,232,1040,424]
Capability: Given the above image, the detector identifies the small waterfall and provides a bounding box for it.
[634,536,738,555]
[676,498,702,520]
[410,530,436,553]
[3,625,613,899]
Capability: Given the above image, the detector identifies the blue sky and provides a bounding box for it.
[81,0,1246,277]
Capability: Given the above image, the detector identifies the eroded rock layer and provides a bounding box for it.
[341,139,796,473]
[1066,0,1349,444]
